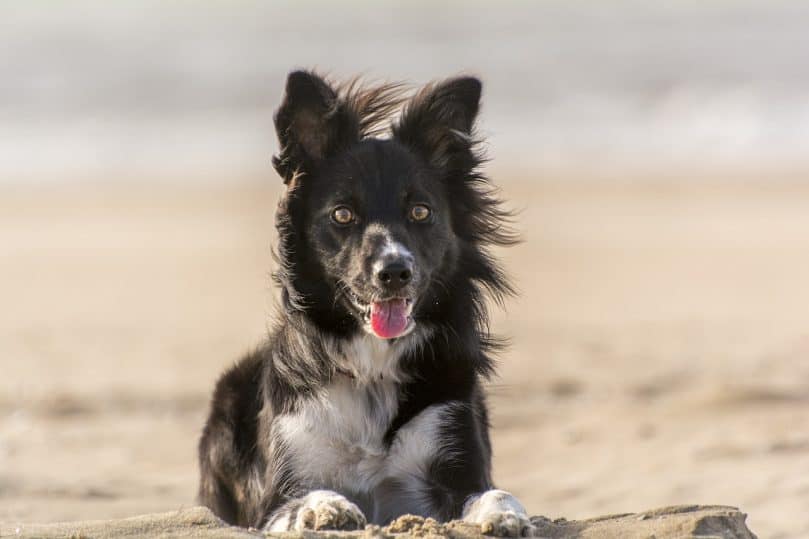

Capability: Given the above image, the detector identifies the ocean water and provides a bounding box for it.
[3,1,809,182]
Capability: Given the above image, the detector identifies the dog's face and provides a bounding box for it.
[302,140,457,339]
[273,71,492,340]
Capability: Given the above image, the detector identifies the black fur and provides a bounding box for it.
[198,70,517,529]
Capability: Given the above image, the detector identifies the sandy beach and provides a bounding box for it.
[1,173,807,538]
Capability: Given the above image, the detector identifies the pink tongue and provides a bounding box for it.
[370,299,409,339]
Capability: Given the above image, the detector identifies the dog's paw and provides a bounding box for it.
[296,491,366,531]
[463,489,536,537]
[265,490,367,532]
[476,509,535,537]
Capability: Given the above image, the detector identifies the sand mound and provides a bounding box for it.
[4,505,756,538]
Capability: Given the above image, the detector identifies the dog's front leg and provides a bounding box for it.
[263,490,367,532]
[462,489,535,537]
[397,402,534,536]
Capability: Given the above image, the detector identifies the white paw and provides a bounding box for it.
[266,490,367,532]
[476,509,535,537]
[463,489,535,537]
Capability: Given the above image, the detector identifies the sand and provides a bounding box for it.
[1,175,807,538]
[3,505,755,538]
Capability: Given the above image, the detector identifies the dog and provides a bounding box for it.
[197,70,533,536]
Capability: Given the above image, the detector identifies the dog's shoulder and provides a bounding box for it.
[201,349,266,452]
[209,349,265,411]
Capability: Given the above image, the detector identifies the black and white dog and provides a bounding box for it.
[198,71,533,536]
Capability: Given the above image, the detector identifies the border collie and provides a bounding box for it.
[198,71,533,536]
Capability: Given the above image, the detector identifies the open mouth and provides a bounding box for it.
[347,291,414,339]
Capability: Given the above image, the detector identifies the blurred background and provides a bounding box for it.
[2,2,809,538]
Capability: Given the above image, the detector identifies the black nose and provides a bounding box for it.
[376,261,412,290]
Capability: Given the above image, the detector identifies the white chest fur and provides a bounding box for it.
[274,334,456,520]
[276,374,399,493]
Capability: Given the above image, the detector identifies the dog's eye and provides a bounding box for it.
[409,204,431,222]
[331,206,355,225]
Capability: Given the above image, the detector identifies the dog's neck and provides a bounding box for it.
[327,328,433,386]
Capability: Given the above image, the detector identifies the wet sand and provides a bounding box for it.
[1,175,807,538]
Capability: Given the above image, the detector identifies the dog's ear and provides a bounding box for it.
[393,76,482,175]
[272,71,357,184]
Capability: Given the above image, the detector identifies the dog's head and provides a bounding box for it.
[272,71,513,341]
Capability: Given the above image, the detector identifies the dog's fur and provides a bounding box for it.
[197,71,532,536]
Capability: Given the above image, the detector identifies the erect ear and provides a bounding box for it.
[272,71,359,183]
[393,76,482,173]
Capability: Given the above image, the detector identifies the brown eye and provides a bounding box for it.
[331,206,354,225]
[410,204,431,222]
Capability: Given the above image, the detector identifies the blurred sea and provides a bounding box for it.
[3,0,809,183]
